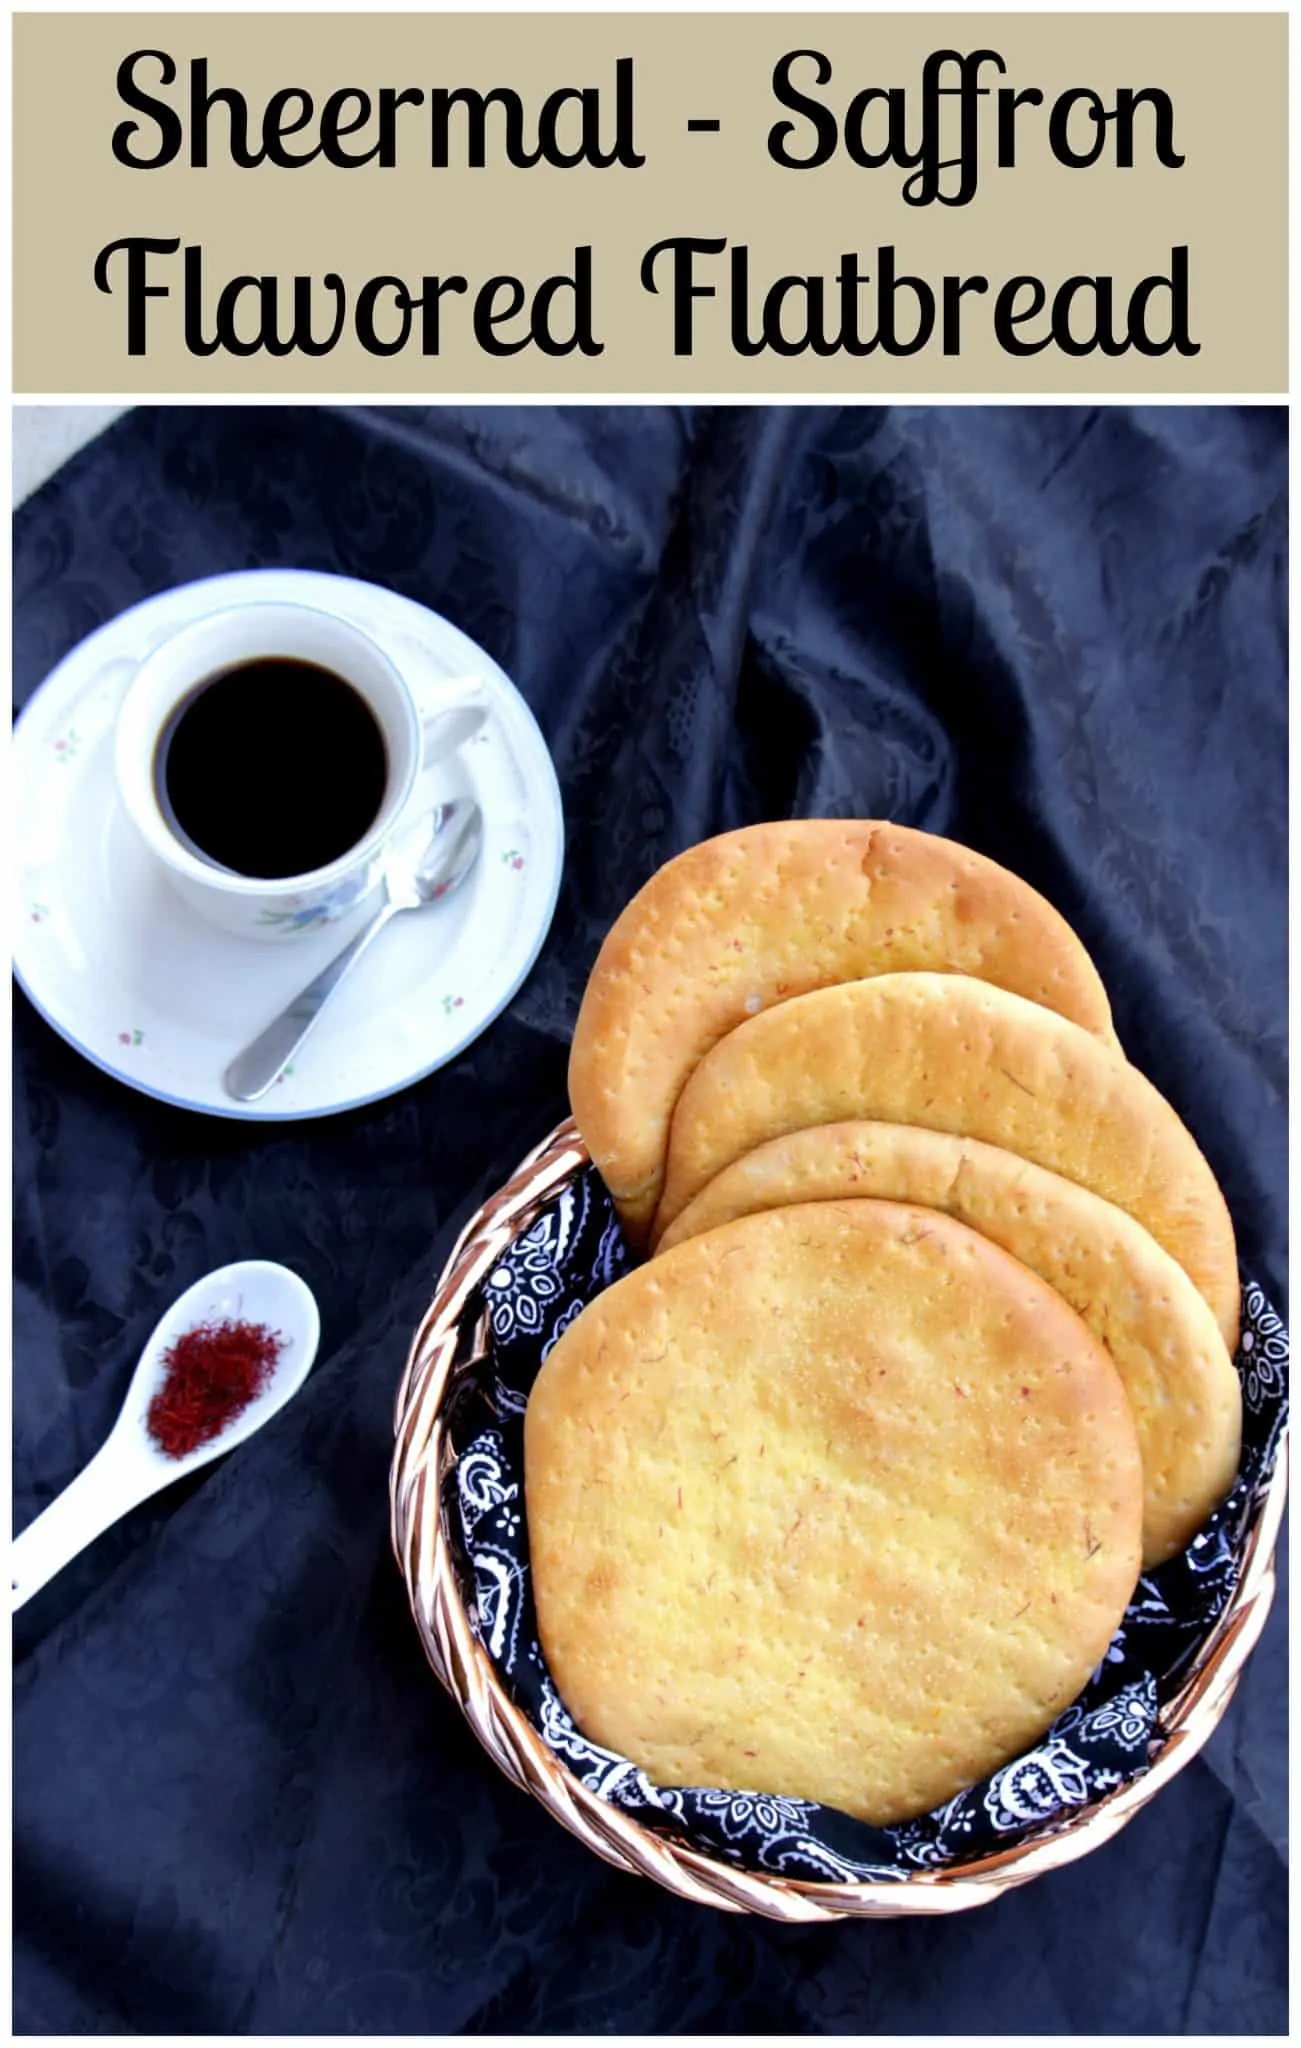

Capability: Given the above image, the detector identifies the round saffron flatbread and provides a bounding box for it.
[525,1200,1143,1827]
[658,1122,1242,1566]
[653,972,1239,1353]
[568,821,1115,1249]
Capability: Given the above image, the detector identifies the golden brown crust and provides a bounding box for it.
[653,972,1239,1353]
[568,821,1115,1248]
[659,1121,1242,1566]
[525,1200,1143,1826]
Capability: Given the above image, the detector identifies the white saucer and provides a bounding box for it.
[13,569,565,1120]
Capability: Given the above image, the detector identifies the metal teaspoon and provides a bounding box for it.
[223,798,484,1102]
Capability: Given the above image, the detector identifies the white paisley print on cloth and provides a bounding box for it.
[1240,1279,1288,1414]
[484,1179,593,1344]
[982,1738,1093,1833]
[684,1788,822,1842]
[1054,1674,1156,1750]
[447,1168,1288,1884]
[456,1431,527,1666]
[1074,1677,1158,1748]
[457,1435,516,1538]
[536,1678,662,1806]
[540,1296,586,1361]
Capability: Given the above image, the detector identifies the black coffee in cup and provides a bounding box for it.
[156,658,389,881]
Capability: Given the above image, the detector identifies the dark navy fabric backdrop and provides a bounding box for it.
[13,405,1287,2034]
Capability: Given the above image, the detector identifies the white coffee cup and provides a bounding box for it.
[114,600,464,941]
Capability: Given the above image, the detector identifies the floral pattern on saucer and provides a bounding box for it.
[254,869,377,933]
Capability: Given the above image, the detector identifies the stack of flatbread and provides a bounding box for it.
[525,822,1241,1827]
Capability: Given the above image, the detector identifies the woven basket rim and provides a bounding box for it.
[390,1117,1288,1921]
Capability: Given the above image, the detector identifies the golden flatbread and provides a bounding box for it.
[525,1200,1143,1826]
[568,821,1115,1248]
[658,1122,1242,1566]
[653,972,1239,1353]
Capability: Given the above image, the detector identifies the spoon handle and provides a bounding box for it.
[224,900,399,1102]
[11,1442,153,1612]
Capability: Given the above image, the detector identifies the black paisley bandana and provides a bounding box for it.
[447,1166,1287,1885]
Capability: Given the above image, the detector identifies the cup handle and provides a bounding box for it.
[386,636,488,723]
[419,699,490,770]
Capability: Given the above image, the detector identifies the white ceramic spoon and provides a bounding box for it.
[11,1260,321,1611]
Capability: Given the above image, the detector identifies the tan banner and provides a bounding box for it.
[12,12,1287,393]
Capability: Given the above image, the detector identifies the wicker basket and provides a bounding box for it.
[390,1118,1288,1921]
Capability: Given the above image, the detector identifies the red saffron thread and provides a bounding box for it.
[146,1317,284,1459]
